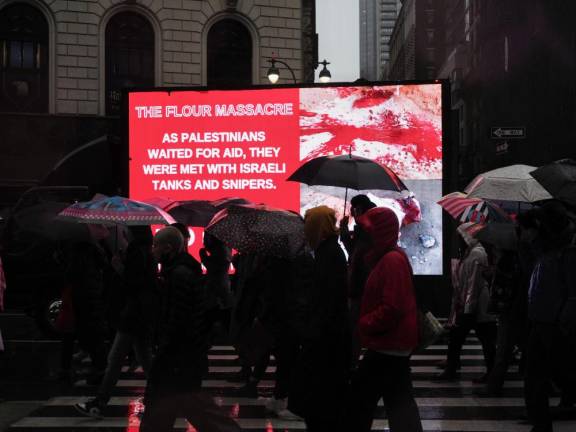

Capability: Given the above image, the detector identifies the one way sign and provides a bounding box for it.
[491,127,526,139]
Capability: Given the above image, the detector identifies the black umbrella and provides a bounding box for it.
[287,154,407,214]
[205,204,305,258]
[474,222,518,251]
[288,154,407,191]
[168,197,252,227]
[531,159,576,208]
[11,202,92,242]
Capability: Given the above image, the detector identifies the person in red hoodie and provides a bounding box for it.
[345,207,423,432]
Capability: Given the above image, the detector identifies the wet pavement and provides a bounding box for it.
[1,313,576,431]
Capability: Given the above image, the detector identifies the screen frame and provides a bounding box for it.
[123,79,452,302]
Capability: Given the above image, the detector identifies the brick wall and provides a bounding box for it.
[32,0,305,115]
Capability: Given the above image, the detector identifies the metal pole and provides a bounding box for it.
[343,187,349,217]
[272,59,297,84]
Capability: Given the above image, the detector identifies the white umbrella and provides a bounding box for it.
[465,164,553,202]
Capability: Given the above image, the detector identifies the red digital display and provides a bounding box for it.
[129,84,444,275]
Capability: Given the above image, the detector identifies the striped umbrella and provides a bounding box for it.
[58,196,175,226]
[437,192,481,219]
[438,192,510,224]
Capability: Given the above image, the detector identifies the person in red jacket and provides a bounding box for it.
[345,207,423,432]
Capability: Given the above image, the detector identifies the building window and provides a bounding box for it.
[207,19,252,87]
[105,12,154,116]
[425,47,435,62]
[0,3,48,113]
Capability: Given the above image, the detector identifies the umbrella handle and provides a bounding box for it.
[343,187,349,217]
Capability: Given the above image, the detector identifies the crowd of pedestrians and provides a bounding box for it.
[33,195,576,432]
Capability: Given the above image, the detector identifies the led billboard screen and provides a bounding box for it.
[129,83,443,275]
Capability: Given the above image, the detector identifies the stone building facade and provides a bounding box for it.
[0,0,317,203]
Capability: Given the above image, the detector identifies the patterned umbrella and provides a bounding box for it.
[205,204,305,258]
[437,192,482,219]
[458,200,510,224]
[58,196,175,226]
[437,192,510,223]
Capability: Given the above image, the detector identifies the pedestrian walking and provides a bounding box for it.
[524,201,576,432]
[289,205,350,431]
[479,246,522,396]
[345,207,423,432]
[200,232,233,337]
[230,253,274,398]
[260,253,311,419]
[438,222,497,381]
[75,226,158,418]
[340,194,376,368]
[65,240,109,384]
[140,226,240,432]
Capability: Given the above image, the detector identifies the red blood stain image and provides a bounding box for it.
[300,86,442,180]
[352,88,395,108]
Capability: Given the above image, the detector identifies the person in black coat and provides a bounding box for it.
[140,226,241,432]
[524,202,576,432]
[75,226,158,418]
[65,240,108,381]
[289,205,351,432]
[340,194,376,368]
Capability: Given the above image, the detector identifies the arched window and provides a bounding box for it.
[0,3,49,113]
[207,19,252,87]
[105,11,154,115]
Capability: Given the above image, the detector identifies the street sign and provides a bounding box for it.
[491,127,526,139]
[495,141,510,154]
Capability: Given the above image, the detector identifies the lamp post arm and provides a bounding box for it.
[273,59,297,83]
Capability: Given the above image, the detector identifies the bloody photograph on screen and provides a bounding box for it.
[128,83,443,275]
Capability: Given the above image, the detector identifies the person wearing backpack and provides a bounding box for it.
[140,226,240,432]
[524,201,576,432]
[344,207,422,432]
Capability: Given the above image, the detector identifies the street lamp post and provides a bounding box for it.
[266,57,332,84]
[267,58,297,84]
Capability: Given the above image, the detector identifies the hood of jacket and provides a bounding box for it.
[357,207,400,266]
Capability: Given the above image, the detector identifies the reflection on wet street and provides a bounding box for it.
[5,335,576,431]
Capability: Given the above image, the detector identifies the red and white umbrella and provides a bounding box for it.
[437,192,482,219]
[438,192,510,224]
